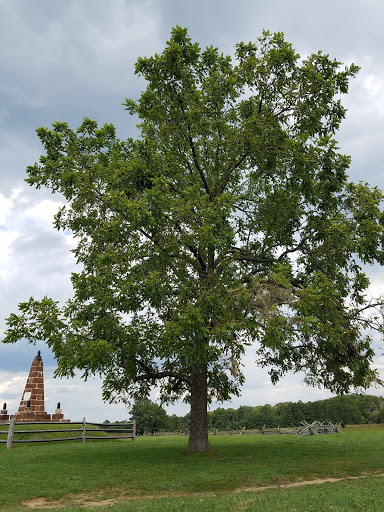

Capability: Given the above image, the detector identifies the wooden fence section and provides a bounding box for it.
[1,417,136,449]
[296,421,341,436]
[227,427,298,435]
[209,422,340,436]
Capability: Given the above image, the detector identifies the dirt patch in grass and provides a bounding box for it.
[235,472,384,493]
[23,472,384,509]
[23,486,198,509]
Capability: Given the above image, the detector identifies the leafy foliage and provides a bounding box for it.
[129,399,169,435]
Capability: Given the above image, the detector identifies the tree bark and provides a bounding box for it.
[187,366,211,452]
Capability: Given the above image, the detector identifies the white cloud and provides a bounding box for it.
[364,74,382,98]
[0,371,27,396]
[0,231,20,281]
[0,188,77,337]
[24,199,63,228]
[0,371,27,412]
[0,190,70,282]
[0,193,13,225]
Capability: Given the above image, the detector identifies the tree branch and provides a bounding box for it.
[134,358,191,385]
[277,235,312,261]
[176,97,211,197]
[229,247,275,264]
[219,152,249,194]
[188,134,211,196]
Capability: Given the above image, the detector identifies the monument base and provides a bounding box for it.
[12,411,52,422]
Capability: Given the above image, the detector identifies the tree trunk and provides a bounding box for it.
[187,366,211,452]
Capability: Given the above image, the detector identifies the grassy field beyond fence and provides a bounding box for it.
[1,424,384,512]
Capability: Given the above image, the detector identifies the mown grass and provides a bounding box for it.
[42,476,384,512]
[1,425,384,511]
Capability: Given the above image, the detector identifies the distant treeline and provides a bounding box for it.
[106,394,384,435]
[206,394,384,431]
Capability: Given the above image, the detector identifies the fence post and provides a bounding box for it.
[81,417,86,443]
[7,417,16,450]
[132,420,136,442]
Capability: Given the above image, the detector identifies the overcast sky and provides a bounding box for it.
[1,0,384,422]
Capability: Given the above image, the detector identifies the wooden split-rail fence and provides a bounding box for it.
[210,421,341,436]
[1,417,136,449]
[296,421,341,435]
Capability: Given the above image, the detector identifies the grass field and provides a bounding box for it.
[1,424,384,511]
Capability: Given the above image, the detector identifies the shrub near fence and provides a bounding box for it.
[1,417,136,449]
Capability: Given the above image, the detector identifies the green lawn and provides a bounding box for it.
[1,425,384,511]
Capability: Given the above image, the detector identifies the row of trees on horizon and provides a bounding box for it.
[105,394,384,435]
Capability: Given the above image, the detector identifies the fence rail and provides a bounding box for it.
[0,417,136,449]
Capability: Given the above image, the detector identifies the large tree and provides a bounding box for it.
[3,27,384,451]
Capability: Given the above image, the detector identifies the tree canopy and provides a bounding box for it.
[129,399,169,435]
[3,27,384,451]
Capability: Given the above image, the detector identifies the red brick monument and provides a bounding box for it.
[0,351,69,422]
[15,350,52,422]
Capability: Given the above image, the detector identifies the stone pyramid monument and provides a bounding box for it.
[0,351,69,423]
[14,350,52,421]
